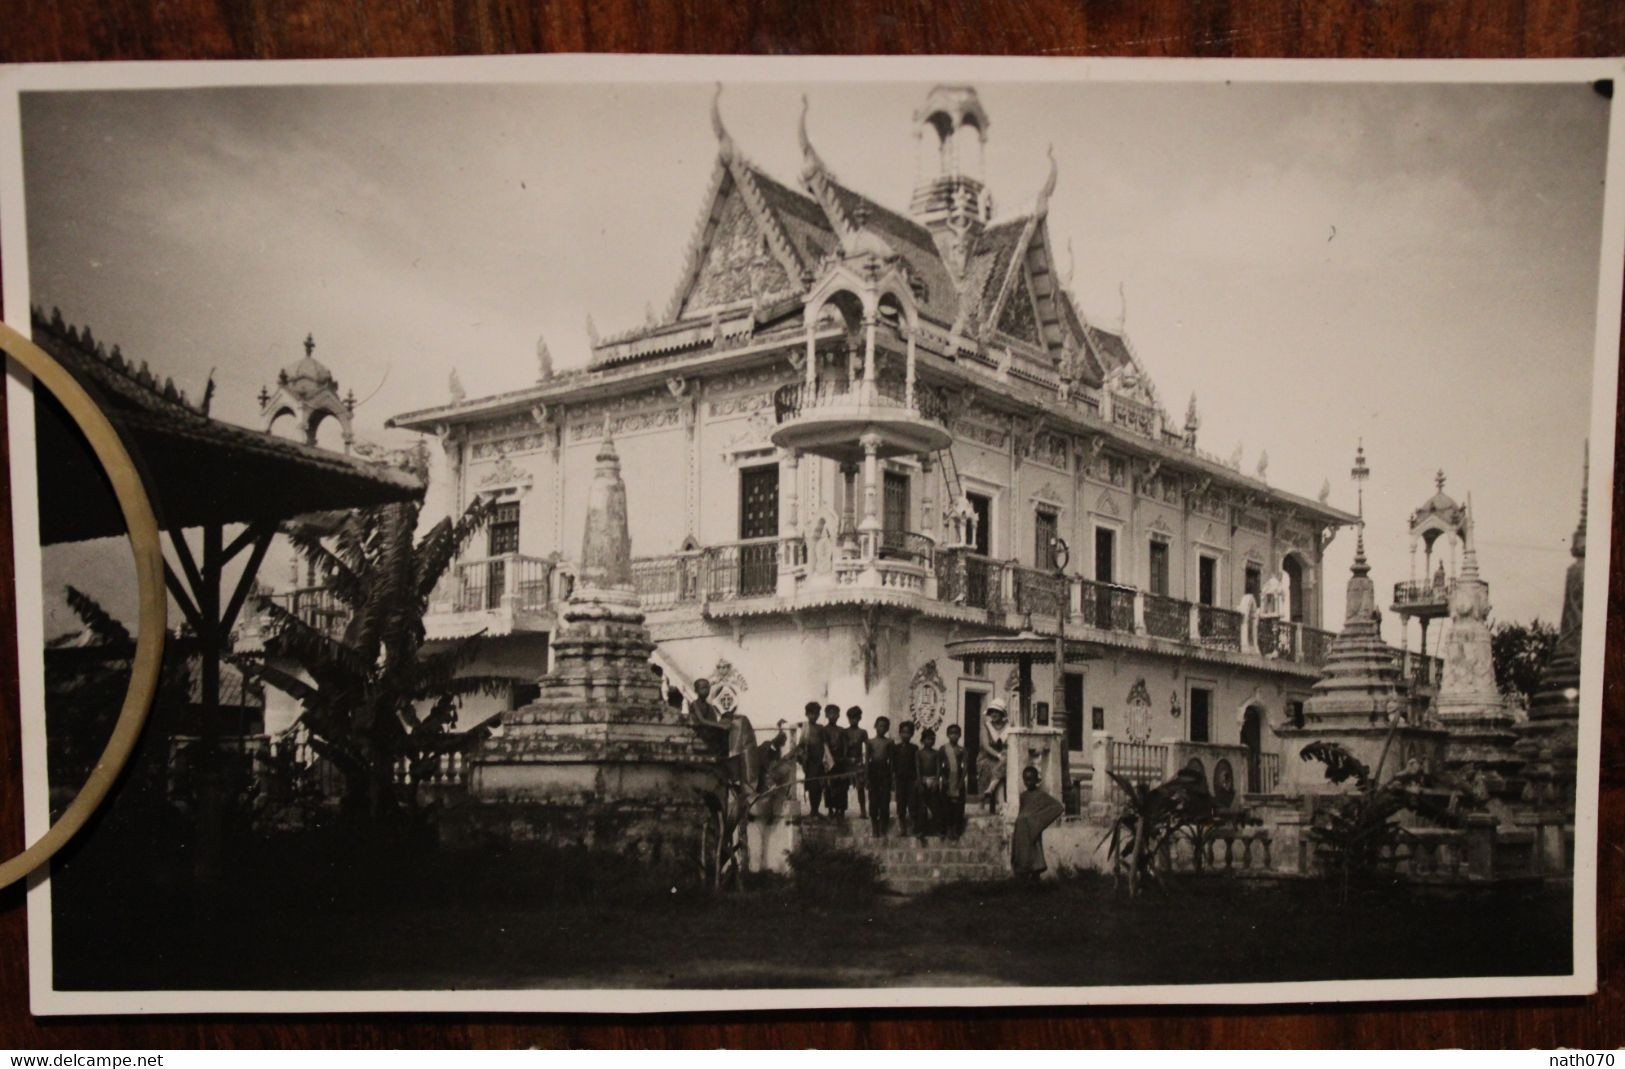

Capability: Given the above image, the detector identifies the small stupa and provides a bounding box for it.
[461,437,715,864]
[1432,496,1523,785]
[1276,444,1444,792]
[1517,445,1587,808]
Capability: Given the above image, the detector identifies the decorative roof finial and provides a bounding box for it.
[586,314,600,347]
[797,94,826,175]
[1351,438,1371,571]
[448,369,466,403]
[1036,143,1058,213]
[1118,281,1128,331]
[710,83,734,162]
[1435,468,1446,492]
[536,334,554,380]
[304,333,315,358]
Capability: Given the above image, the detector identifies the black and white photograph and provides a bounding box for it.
[2,57,1618,1012]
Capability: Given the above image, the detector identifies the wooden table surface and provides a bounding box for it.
[0,0,1622,1048]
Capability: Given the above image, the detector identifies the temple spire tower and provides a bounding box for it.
[1432,489,1524,789]
[1517,442,1588,810]
[1278,442,1439,793]
[1392,468,1467,693]
[464,436,715,863]
[909,85,993,273]
[258,333,357,451]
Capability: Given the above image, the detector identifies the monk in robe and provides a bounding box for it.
[687,677,759,791]
[1011,765,1065,881]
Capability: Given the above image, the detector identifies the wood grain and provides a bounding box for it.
[1,0,1622,1047]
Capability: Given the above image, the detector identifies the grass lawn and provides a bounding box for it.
[46,839,1573,992]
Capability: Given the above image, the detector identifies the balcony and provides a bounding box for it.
[769,379,951,464]
[424,552,562,639]
[1393,577,1455,618]
[268,585,350,641]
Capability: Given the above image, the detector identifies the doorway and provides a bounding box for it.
[1198,554,1218,606]
[962,686,989,783]
[1283,553,1306,622]
[1241,705,1264,792]
[485,500,521,610]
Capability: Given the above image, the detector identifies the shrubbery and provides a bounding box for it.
[785,838,885,903]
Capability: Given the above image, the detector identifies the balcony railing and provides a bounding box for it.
[444,553,557,614]
[935,548,1007,612]
[1080,579,1137,633]
[267,585,350,640]
[1393,577,1455,611]
[772,379,949,425]
[1197,604,1243,650]
[706,539,781,599]
[1012,566,1066,618]
[1143,592,1189,642]
[878,528,934,567]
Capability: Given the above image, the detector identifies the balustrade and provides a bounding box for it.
[1197,604,1243,650]
[1079,578,1136,633]
[269,585,349,639]
[1011,566,1066,618]
[447,553,558,614]
[1143,592,1189,641]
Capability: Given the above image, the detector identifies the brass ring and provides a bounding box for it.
[0,321,166,891]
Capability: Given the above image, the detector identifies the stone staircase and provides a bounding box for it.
[801,814,1011,894]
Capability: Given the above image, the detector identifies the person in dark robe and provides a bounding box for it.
[1011,765,1065,881]
[915,727,946,843]
[687,677,759,791]
[797,700,827,818]
[822,704,849,820]
[844,706,869,820]
[941,723,968,840]
[865,715,894,836]
[892,721,919,837]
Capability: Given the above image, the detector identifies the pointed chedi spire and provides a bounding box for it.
[1302,439,1408,729]
[573,436,638,610]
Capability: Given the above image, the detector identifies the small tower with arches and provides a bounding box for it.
[259,333,356,451]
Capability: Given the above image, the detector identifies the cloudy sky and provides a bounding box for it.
[17,75,1610,638]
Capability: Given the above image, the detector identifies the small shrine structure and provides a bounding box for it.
[1275,444,1445,793]
[457,437,716,866]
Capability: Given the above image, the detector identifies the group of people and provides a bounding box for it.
[794,699,1014,842]
[685,677,1066,878]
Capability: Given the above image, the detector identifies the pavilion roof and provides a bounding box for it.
[28,308,424,544]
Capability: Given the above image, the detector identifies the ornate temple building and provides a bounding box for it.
[387,84,1375,807]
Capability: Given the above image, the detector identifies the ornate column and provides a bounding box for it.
[862,314,877,397]
[904,327,917,408]
[920,455,936,544]
[859,432,883,536]
[805,326,817,391]
[778,447,801,597]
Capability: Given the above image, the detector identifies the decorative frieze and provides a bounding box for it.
[1190,488,1228,521]
[1236,509,1271,533]
[1085,450,1128,488]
